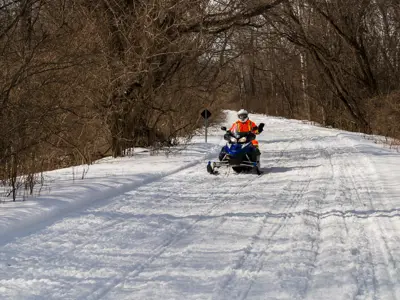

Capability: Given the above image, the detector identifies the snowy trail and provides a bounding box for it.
[1,113,400,299]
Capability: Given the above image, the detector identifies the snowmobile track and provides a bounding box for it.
[345,143,398,299]
[86,164,262,300]
[213,156,314,299]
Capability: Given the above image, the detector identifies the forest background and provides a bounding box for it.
[1,0,400,199]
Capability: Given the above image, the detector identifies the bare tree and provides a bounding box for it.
[75,0,286,156]
[0,0,103,199]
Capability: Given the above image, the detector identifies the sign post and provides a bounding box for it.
[201,109,212,143]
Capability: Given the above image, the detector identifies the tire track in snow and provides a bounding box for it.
[87,129,296,300]
[251,133,337,300]
[239,175,313,300]
[301,131,380,300]
[152,172,265,282]
[85,164,265,300]
[303,131,397,300]
[300,144,334,299]
[126,131,303,299]
[343,150,379,300]
[212,132,316,300]
[235,130,325,300]
[341,137,399,299]
[316,137,377,300]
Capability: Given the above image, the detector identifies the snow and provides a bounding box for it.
[1,110,400,299]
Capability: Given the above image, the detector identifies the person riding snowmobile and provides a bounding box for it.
[219,109,264,162]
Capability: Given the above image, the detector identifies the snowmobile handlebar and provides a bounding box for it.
[221,124,263,132]
[223,131,256,144]
[221,126,258,132]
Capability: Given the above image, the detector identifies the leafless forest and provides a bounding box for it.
[1,0,400,198]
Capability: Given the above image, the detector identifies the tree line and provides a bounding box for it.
[1,0,399,199]
[226,0,400,135]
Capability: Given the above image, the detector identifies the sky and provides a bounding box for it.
[0,110,399,300]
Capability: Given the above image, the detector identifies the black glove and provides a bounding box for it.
[258,123,265,133]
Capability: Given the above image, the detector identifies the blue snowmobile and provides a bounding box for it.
[207,125,263,175]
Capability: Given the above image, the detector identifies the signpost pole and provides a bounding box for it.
[205,110,208,143]
[201,109,211,144]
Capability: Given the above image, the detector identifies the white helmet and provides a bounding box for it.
[237,109,249,122]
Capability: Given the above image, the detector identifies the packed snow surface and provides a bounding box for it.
[0,111,400,300]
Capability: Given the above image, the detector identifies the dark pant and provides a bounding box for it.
[249,148,261,162]
[219,147,226,161]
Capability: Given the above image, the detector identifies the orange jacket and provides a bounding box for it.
[229,120,260,147]
[229,120,259,134]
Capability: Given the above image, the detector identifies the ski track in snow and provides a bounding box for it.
[85,166,259,300]
[212,128,312,300]
[341,134,399,299]
[0,113,400,300]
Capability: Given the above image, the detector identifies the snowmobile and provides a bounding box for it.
[207,126,262,175]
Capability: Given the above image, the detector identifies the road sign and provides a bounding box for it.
[201,109,212,119]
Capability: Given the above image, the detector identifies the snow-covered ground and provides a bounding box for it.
[0,111,400,300]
